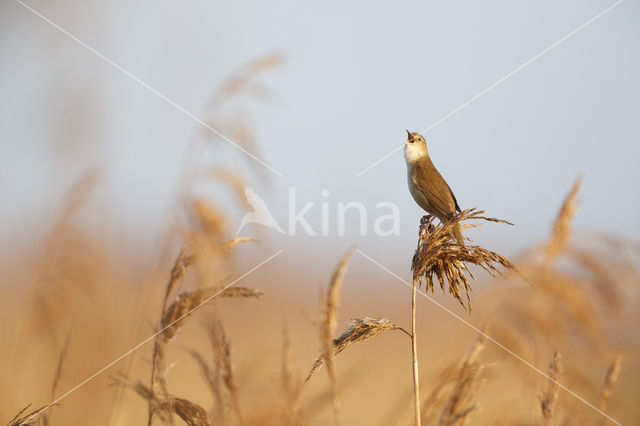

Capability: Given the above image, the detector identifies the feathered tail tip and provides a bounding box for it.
[452,222,465,246]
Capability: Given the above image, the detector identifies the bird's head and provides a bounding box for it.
[404,130,428,163]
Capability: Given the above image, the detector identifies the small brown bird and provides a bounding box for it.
[404,130,464,245]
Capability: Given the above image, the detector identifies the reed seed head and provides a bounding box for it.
[306,318,407,382]
[412,209,521,313]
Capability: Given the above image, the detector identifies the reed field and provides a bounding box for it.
[1,57,639,426]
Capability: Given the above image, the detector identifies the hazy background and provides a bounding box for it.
[1,0,639,262]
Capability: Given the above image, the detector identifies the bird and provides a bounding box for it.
[404,130,464,245]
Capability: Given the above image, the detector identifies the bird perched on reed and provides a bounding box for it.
[404,130,464,245]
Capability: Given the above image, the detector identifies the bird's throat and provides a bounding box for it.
[404,145,428,165]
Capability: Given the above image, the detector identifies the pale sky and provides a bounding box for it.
[1,0,639,259]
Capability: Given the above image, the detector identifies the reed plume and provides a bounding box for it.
[546,177,582,266]
[149,243,262,425]
[410,209,516,426]
[113,377,212,426]
[320,247,355,426]
[160,285,263,343]
[306,317,408,382]
[6,337,70,426]
[6,404,49,426]
[150,248,196,424]
[204,318,243,424]
[598,356,621,424]
[200,54,283,176]
[186,349,221,421]
[411,209,520,313]
[42,337,70,426]
[281,327,305,426]
[437,337,485,426]
[539,351,563,425]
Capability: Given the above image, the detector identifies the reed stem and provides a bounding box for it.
[411,277,421,426]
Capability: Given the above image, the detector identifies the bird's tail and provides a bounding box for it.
[452,222,465,246]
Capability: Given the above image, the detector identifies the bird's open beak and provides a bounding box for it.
[406,129,413,143]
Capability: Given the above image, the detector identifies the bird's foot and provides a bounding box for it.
[419,215,435,236]
[420,215,432,226]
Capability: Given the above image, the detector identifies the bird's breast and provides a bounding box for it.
[407,165,433,214]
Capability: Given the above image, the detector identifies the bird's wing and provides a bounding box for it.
[412,161,459,219]
[451,189,461,213]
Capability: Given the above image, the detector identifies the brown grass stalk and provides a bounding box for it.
[321,247,355,426]
[113,377,212,426]
[438,337,485,426]
[149,249,195,425]
[199,54,283,177]
[546,177,582,266]
[539,351,563,425]
[306,317,409,382]
[186,349,221,420]
[281,327,304,426]
[6,404,49,426]
[420,365,457,422]
[204,318,243,424]
[149,282,262,424]
[7,336,70,426]
[598,356,621,424]
[220,237,255,252]
[42,336,70,426]
[412,208,520,313]
[160,285,263,343]
[205,54,283,113]
[149,244,259,425]
[50,337,70,401]
[163,248,193,310]
[205,168,252,211]
[411,276,421,426]
[146,233,262,425]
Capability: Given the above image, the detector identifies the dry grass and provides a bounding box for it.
[185,350,221,420]
[200,54,283,176]
[411,209,521,313]
[539,351,563,425]
[4,178,638,425]
[7,404,49,426]
[7,337,71,426]
[319,247,355,426]
[421,337,486,426]
[482,179,634,345]
[546,177,582,266]
[204,318,242,423]
[3,58,639,426]
[599,357,622,420]
[409,208,519,425]
[306,318,409,382]
[159,285,263,343]
[281,328,305,426]
[41,337,70,426]
[113,378,212,426]
[146,246,262,425]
